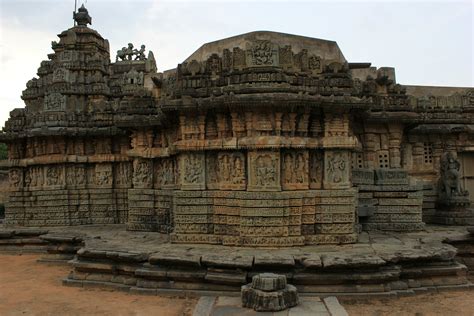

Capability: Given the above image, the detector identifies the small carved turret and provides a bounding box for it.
[73,4,92,27]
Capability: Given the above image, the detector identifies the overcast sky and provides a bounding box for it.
[0,0,472,127]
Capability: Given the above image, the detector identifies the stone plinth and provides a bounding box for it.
[241,273,298,312]
[358,169,424,231]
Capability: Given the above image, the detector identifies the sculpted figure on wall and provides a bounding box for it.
[282,151,309,190]
[256,155,276,186]
[232,155,245,184]
[155,158,176,188]
[283,153,294,184]
[439,152,468,199]
[217,152,245,190]
[324,151,350,189]
[180,153,205,190]
[9,169,22,189]
[327,153,346,183]
[66,165,86,186]
[247,40,278,66]
[219,154,231,182]
[248,151,280,191]
[95,164,113,186]
[115,162,131,186]
[133,159,152,187]
[46,166,63,186]
[44,93,66,111]
[295,153,307,183]
[183,154,203,184]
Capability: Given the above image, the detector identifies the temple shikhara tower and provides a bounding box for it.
[2,6,474,247]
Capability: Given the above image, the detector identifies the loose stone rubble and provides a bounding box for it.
[1,6,474,245]
[241,273,299,312]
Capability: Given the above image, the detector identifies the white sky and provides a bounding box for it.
[0,0,472,127]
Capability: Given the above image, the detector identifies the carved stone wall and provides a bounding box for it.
[172,189,357,247]
[4,12,472,246]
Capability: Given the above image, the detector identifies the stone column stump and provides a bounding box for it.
[241,273,299,312]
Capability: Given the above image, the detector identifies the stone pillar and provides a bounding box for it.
[388,124,403,168]
[363,133,378,169]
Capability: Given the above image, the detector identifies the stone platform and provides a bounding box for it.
[2,224,473,297]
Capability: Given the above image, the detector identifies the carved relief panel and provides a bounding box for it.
[25,166,44,188]
[45,165,65,187]
[246,40,279,67]
[282,150,309,190]
[94,164,113,187]
[133,159,153,188]
[217,152,246,190]
[323,150,350,189]
[114,162,132,187]
[9,168,23,190]
[66,165,86,187]
[44,93,66,111]
[154,158,176,189]
[248,151,281,191]
[309,150,323,189]
[179,152,205,190]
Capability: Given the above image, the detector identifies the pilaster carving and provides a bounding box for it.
[309,150,323,189]
[114,162,131,187]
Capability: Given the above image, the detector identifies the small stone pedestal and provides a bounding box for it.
[241,273,298,312]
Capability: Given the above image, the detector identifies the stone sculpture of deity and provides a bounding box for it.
[439,152,467,199]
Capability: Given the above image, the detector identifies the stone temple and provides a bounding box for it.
[2,6,474,248]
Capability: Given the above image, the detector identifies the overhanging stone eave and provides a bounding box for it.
[407,123,474,134]
[2,126,128,139]
[159,94,372,112]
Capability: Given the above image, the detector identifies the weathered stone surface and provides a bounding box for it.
[242,274,299,312]
[321,253,386,268]
[254,255,295,268]
[2,5,474,253]
[201,254,253,269]
[149,252,201,268]
[251,273,287,291]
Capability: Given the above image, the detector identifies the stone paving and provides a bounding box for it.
[192,296,348,316]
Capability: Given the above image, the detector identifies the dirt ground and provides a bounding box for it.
[1,254,474,316]
[0,254,197,316]
[343,291,474,316]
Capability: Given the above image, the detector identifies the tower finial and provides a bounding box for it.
[73,3,92,27]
